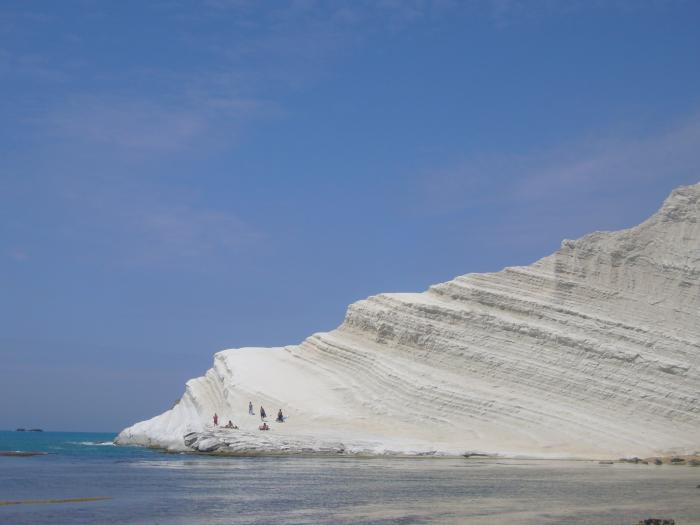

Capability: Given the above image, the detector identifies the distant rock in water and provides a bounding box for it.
[15,428,25,432]
[117,183,700,458]
[0,451,48,457]
[27,429,43,432]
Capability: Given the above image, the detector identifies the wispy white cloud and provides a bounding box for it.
[421,111,700,212]
[10,0,677,158]
[127,203,261,262]
[485,0,682,27]
[510,113,700,202]
[0,169,263,268]
[32,84,281,156]
[43,97,208,152]
[52,176,263,267]
[415,111,700,253]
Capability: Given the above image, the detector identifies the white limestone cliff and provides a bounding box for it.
[116,183,700,458]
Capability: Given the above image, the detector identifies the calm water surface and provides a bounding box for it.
[1,431,699,524]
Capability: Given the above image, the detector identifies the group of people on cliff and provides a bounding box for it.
[211,402,285,432]
[250,401,284,423]
[211,413,237,429]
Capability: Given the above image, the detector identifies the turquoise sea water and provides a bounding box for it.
[0,430,153,460]
[1,430,699,525]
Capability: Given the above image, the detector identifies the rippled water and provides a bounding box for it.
[1,431,699,524]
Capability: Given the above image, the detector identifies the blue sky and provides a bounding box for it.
[1,1,699,432]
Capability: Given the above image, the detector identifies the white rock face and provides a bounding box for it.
[117,184,700,458]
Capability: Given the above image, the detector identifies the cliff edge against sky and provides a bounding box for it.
[117,183,700,458]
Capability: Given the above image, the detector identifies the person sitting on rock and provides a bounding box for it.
[276,409,284,423]
[260,406,267,420]
[225,420,238,429]
[259,422,270,431]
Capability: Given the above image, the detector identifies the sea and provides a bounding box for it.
[1,431,699,525]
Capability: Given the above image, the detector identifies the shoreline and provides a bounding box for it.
[113,439,700,466]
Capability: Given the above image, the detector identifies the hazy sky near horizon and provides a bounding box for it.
[1,1,699,432]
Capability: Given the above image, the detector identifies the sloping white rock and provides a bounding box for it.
[116,183,700,458]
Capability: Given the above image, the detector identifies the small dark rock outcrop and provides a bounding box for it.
[183,432,198,448]
[619,456,649,464]
[636,519,675,525]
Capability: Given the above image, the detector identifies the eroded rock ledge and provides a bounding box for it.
[180,429,452,457]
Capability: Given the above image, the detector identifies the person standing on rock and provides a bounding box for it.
[213,413,218,426]
[248,401,254,415]
[260,406,266,420]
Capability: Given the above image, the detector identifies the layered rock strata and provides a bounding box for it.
[117,183,700,458]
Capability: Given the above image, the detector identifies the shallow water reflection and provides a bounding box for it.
[2,455,699,524]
